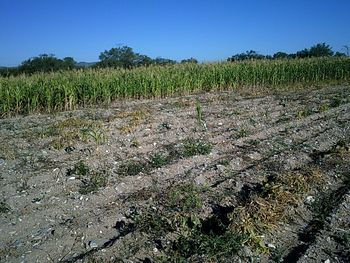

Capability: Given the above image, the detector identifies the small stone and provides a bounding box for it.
[242,245,253,257]
[88,240,98,249]
[268,243,276,249]
[194,175,206,185]
[324,259,330,263]
[0,159,5,166]
[305,196,315,204]
[216,164,225,173]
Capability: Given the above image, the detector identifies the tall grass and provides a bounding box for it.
[0,57,349,116]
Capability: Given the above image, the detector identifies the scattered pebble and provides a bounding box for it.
[242,246,253,257]
[268,243,276,249]
[305,195,315,204]
[216,164,225,173]
[88,240,98,249]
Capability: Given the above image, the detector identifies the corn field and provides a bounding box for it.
[0,57,349,116]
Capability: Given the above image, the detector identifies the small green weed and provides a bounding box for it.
[247,139,259,146]
[171,231,246,262]
[334,231,350,249]
[67,160,108,194]
[269,246,285,262]
[117,160,145,176]
[130,138,140,148]
[79,172,107,194]
[233,128,250,139]
[297,106,313,118]
[136,212,174,235]
[72,160,89,177]
[182,139,212,157]
[0,200,11,213]
[81,125,107,144]
[168,184,202,213]
[318,103,329,112]
[195,99,203,123]
[218,159,230,166]
[150,153,168,168]
[330,97,342,108]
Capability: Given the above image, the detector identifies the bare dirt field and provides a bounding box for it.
[1,86,349,262]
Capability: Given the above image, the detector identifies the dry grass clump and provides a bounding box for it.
[229,167,324,252]
[49,117,107,149]
[117,108,150,133]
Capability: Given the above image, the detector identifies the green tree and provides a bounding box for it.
[0,67,19,77]
[334,51,347,57]
[134,54,153,67]
[63,57,76,69]
[309,43,333,57]
[296,43,334,58]
[97,45,162,68]
[273,52,289,59]
[19,54,75,74]
[228,50,265,61]
[152,57,177,66]
[181,57,198,64]
[98,46,136,68]
[296,48,310,58]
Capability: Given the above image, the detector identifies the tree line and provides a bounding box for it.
[0,43,348,77]
[227,43,348,61]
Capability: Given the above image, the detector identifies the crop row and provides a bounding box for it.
[0,57,349,116]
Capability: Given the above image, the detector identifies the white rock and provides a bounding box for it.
[305,196,315,204]
[268,243,276,249]
[88,240,98,249]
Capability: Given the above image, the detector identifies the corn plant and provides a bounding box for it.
[1,57,349,116]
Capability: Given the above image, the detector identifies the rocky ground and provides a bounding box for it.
[0,85,349,263]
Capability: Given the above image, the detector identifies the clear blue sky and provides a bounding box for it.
[1,0,349,66]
